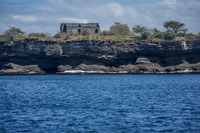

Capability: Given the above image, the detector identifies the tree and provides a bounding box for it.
[132,25,150,40]
[150,28,164,40]
[163,20,188,36]
[109,22,132,36]
[4,26,25,41]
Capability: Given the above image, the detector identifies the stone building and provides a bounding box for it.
[60,23,100,35]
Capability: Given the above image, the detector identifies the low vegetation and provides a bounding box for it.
[0,26,25,42]
[0,21,200,43]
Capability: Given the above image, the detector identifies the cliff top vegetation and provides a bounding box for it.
[0,20,200,44]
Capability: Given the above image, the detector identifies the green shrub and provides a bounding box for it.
[3,26,25,42]
[132,25,150,40]
[82,29,90,36]
[53,33,61,38]
[150,28,164,40]
[0,35,6,42]
[54,33,70,39]
[100,30,114,36]
[28,33,48,38]
[164,32,175,40]
[174,37,186,41]
[109,22,132,36]
[141,33,149,40]
[185,33,197,40]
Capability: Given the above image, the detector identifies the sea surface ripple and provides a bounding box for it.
[0,74,200,132]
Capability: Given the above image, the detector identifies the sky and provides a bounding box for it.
[0,0,200,35]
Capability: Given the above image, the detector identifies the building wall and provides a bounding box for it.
[60,23,100,35]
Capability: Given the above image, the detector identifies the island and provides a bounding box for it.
[1,21,200,74]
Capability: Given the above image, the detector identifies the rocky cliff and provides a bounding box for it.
[0,39,200,74]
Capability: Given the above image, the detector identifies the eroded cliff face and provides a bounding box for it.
[0,39,200,74]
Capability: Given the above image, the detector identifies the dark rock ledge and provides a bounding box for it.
[0,39,200,74]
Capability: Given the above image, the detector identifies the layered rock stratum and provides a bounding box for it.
[0,39,200,74]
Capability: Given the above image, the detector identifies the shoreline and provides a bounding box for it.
[1,71,200,76]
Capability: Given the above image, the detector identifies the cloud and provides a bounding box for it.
[12,15,45,22]
[22,25,58,34]
[160,0,177,9]
[50,0,65,4]
[38,7,55,12]
[108,3,125,17]
[0,0,199,35]
[58,17,89,23]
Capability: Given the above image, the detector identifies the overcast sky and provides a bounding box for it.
[0,0,199,35]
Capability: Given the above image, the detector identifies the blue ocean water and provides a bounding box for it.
[0,74,200,133]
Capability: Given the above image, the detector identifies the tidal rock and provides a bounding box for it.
[134,58,152,65]
[0,63,44,74]
[57,65,73,72]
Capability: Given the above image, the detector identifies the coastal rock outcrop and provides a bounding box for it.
[0,39,200,74]
[0,63,44,74]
